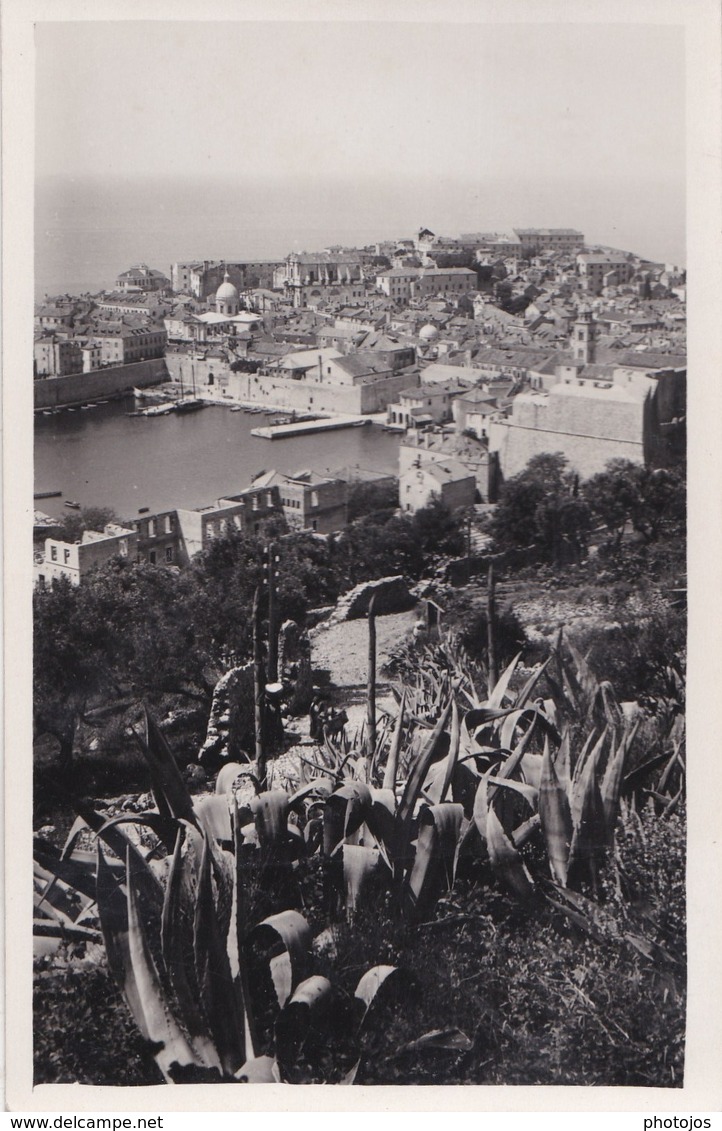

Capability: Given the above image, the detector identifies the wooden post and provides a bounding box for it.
[266,542,278,683]
[252,586,267,786]
[487,562,498,694]
[367,593,377,758]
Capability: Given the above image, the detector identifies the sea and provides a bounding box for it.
[34,399,402,522]
[34,174,686,299]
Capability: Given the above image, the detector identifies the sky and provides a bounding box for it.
[34,20,686,271]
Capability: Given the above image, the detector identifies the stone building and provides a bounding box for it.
[251,469,348,533]
[35,524,137,587]
[115,264,170,293]
[488,367,671,480]
[399,457,476,514]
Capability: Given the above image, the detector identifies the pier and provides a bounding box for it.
[250,416,370,440]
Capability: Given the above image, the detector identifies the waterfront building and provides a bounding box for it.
[273,252,366,308]
[250,469,348,533]
[133,485,283,567]
[34,335,83,377]
[115,264,170,293]
[386,380,466,430]
[91,324,168,365]
[35,524,137,588]
[513,229,585,256]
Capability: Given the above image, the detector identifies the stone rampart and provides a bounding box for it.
[34,358,168,409]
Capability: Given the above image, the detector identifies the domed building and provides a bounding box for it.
[215,271,240,317]
[419,323,439,343]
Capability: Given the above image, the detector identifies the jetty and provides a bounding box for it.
[250,416,369,440]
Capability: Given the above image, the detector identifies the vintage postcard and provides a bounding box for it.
[4,0,721,1115]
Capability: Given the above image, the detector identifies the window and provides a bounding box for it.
[149,550,157,565]
[64,549,70,564]
[165,546,173,563]
[119,539,128,557]
[51,546,57,562]
[38,575,46,589]
[148,518,157,538]
[164,515,173,534]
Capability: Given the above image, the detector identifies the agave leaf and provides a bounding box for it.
[215,763,252,796]
[486,804,535,900]
[34,842,101,905]
[60,815,91,860]
[472,768,494,845]
[125,848,201,1081]
[555,727,573,797]
[520,751,543,790]
[405,803,464,918]
[66,794,165,908]
[568,770,607,892]
[571,728,608,830]
[32,918,102,942]
[539,742,573,886]
[354,964,402,1022]
[160,828,222,1072]
[275,975,333,1078]
[193,795,233,843]
[245,910,312,1010]
[341,844,384,917]
[486,776,539,808]
[95,813,171,847]
[323,781,372,855]
[96,845,148,1038]
[287,778,334,808]
[401,1028,473,1053]
[515,656,552,708]
[193,836,245,1076]
[600,730,631,843]
[234,1055,279,1083]
[229,799,257,1061]
[251,790,290,855]
[396,699,452,867]
[382,690,407,792]
[426,701,461,806]
[487,652,522,709]
[139,706,198,828]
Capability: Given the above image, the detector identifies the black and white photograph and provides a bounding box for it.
[4,0,722,1112]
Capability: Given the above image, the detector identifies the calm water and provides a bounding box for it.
[34,399,401,522]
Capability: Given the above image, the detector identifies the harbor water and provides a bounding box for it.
[34,397,401,522]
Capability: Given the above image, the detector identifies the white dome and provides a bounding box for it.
[419,323,439,341]
[216,272,239,302]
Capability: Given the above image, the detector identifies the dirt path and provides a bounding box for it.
[309,610,419,690]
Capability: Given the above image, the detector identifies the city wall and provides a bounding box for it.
[34,358,169,409]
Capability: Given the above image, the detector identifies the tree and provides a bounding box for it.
[492,453,591,565]
[54,506,120,544]
[584,460,685,547]
[346,478,399,522]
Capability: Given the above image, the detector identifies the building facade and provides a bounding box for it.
[251,470,348,533]
[35,525,137,587]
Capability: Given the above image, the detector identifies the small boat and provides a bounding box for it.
[42,411,54,416]
[34,490,62,500]
[138,507,150,514]
[144,403,174,416]
[230,405,243,413]
[352,419,370,427]
[64,500,81,509]
[174,397,206,413]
